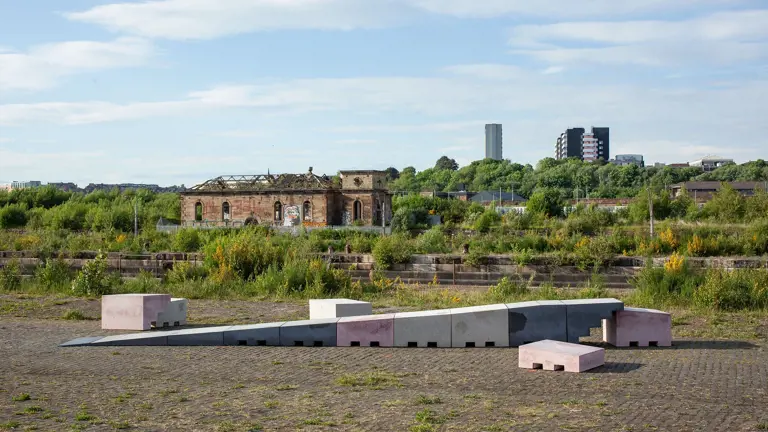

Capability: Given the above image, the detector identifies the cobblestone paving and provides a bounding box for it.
[1,316,767,431]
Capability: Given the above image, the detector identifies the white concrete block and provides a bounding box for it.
[153,298,188,328]
[519,340,604,373]
[309,299,372,320]
[394,309,452,348]
[450,304,509,348]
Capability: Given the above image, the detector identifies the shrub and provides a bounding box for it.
[631,258,702,302]
[71,252,113,296]
[35,257,72,291]
[487,276,529,300]
[203,229,282,281]
[473,210,501,234]
[526,188,563,218]
[415,227,451,254]
[694,269,768,311]
[0,259,22,291]
[372,235,412,270]
[166,260,207,284]
[573,236,616,270]
[0,203,28,228]
[172,229,201,252]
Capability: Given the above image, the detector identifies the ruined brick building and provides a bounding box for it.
[180,169,392,227]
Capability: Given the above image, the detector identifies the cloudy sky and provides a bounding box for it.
[1,0,767,186]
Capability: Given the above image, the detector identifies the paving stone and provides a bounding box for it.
[450,304,509,348]
[603,307,672,347]
[337,314,395,347]
[393,309,452,348]
[153,298,188,328]
[222,323,284,346]
[59,336,103,347]
[309,299,372,319]
[562,298,624,343]
[166,326,230,346]
[506,300,567,347]
[279,318,339,347]
[519,339,605,373]
[101,294,171,331]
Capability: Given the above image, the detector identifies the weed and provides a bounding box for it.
[264,400,279,409]
[416,395,442,405]
[138,402,152,410]
[300,418,336,426]
[61,309,90,320]
[12,394,31,402]
[21,406,43,415]
[335,371,401,389]
[0,421,21,430]
[108,420,131,430]
[274,384,298,391]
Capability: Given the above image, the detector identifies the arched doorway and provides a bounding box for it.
[194,202,203,221]
[353,200,362,222]
[222,202,231,221]
[274,202,283,222]
[303,201,312,222]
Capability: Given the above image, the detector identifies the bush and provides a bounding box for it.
[372,235,413,270]
[35,257,72,291]
[71,252,114,296]
[0,259,22,291]
[487,276,529,300]
[694,269,768,311]
[203,229,282,281]
[166,260,207,284]
[172,229,201,252]
[473,210,501,233]
[415,227,451,254]
[0,203,28,228]
[631,257,703,303]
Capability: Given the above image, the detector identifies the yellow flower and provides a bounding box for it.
[664,252,685,273]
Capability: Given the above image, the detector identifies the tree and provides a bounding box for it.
[435,156,459,171]
[526,188,563,218]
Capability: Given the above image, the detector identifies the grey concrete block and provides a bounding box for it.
[562,298,624,342]
[166,326,229,346]
[91,332,169,346]
[394,309,452,348]
[279,318,339,347]
[506,300,567,347]
[59,337,103,347]
[450,304,509,347]
[223,323,284,346]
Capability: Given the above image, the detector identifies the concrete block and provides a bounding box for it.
[60,337,103,347]
[101,294,171,330]
[562,298,624,343]
[337,314,395,347]
[309,299,372,319]
[153,298,188,328]
[506,300,567,347]
[519,340,605,373]
[91,332,169,346]
[279,318,339,347]
[394,309,452,348]
[450,304,509,348]
[223,323,284,346]
[603,307,672,347]
[166,326,230,346]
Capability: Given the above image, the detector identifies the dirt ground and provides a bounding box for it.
[1,295,767,432]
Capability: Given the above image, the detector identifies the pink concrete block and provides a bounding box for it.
[337,314,395,347]
[602,307,672,347]
[101,294,171,331]
[519,340,604,373]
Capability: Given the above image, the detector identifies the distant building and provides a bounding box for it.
[0,184,11,192]
[670,181,767,200]
[10,181,41,190]
[689,156,734,172]
[470,191,527,205]
[485,124,503,160]
[555,127,609,161]
[612,154,645,167]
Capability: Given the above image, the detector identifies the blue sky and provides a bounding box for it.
[1,0,767,187]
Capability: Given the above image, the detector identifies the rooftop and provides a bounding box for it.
[187,169,334,192]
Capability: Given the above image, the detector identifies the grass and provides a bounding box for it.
[416,395,442,405]
[0,421,21,430]
[335,371,402,389]
[274,384,298,391]
[757,422,768,430]
[12,393,31,402]
[61,309,91,321]
[107,420,131,430]
[300,418,336,427]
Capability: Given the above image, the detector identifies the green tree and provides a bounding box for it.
[526,188,563,218]
[434,156,459,171]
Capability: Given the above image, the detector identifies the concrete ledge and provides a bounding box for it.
[394,309,452,348]
[603,307,672,347]
[91,332,169,346]
[450,304,509,348]
[279,319,339,347]
[562,299,624,343]
[507,300,567,347]
[519,340,605,373]
[309,299,372,320]
[166,326,229,346]
[223,323,284,346]
[337,314,395,347]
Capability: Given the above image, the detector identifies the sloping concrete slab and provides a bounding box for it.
[337,314,395,347]
[506,300,567,347]
[91,332,169,346]
[519,339,605,373]
[279,318,339,347]
[563,298,624,343]
[603,307,672,347]
[450,304,509,348]
[60,337,103,347]
[223,323,284,346]
[309,299,372,319]
[394,309,452,348]
[166,326,230,346]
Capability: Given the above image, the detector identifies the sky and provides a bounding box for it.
[1,0,767,187]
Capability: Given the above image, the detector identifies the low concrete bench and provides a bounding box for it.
[519,340,605,373]
[101,294,171,331]
[153,298,188,328]
[309,299,372,320]
[337,314,395,347]
[603,307,672,347]
[394,309,452,348]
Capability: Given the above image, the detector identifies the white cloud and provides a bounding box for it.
[213,130,269,138]
[0,137,13,143]
[542,66,564,75]
[327,120,487,134]
[509,10,768,66]
[0,37,154,91]
[443,64,524,80]
[334,139,378,145]
[66,0,407,40]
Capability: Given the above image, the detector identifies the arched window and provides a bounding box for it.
[353,200,362,221]
[195,202,203,221]
[222,202,231,221]
[303,201,312,221]
[274,202,282,221]
[375,200,381,225]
